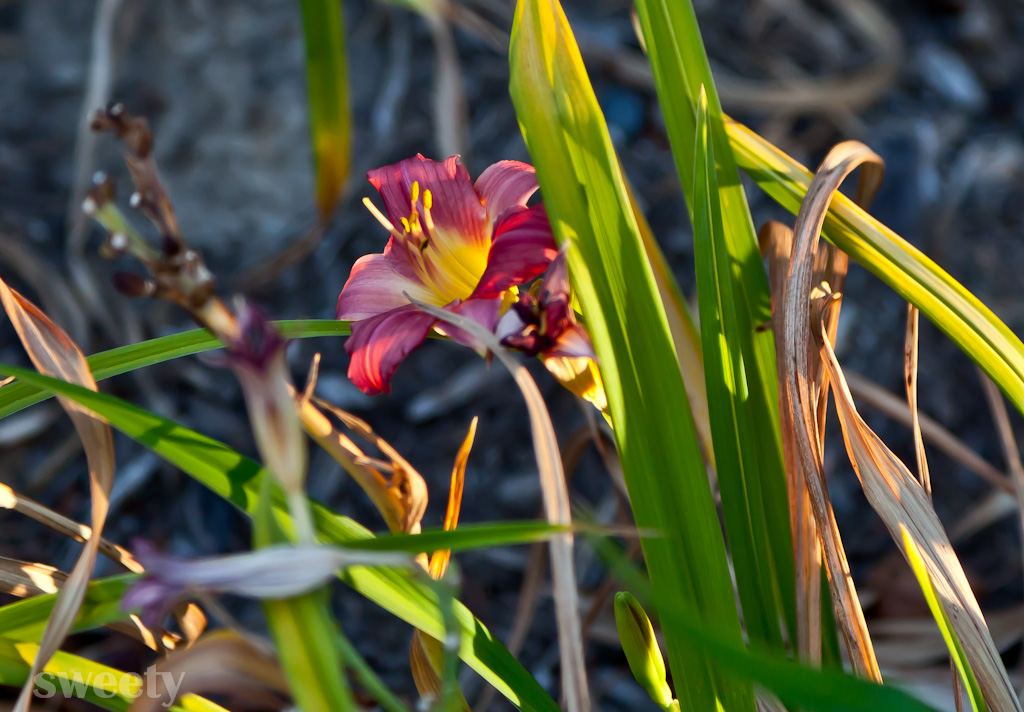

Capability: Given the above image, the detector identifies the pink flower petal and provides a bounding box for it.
[434,298,503,354]
[368,155,488,251]
[472,205,558,298]
[337,253,437,321]
[475,160,539,227]
[344,305,437,395]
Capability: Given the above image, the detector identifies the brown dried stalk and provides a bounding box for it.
[0,277,116,712]
[816,292,1020,710]
[905,305,931,495]
[776,140,884,679]
[765,138,883,668]
[410,298,590,712]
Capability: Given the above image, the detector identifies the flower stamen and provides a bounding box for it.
[362,197,404,242]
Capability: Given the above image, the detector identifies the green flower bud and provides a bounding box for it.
[614,591,673,709]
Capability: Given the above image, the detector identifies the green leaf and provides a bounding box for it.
[0,637,227,712]
[509,2,751,710]
[343,521,565,554]
[590,536,938,712]
[300,0,351,217]
[0,364,560,712]
[692,90,785,650]
[253,472,357,712]
[632,0,794,651]
[0,320,351,422]
[0,575,138,643]
[901,526,987,711]
[727,120,1024,423]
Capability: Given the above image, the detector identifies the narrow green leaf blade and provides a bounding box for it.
[0,575,137,643]
[692,91,785,650]
[592,537,938,712]
[0,364,560,712]
[300,0,351,217]
[0,320,350,421]
[901,526,987,711]
[343,522,564,554]
[632,0,795,649]
[253,474,356,712]
[509,2,751,709]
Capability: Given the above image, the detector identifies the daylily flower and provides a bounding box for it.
[500,250,607,412]
[337,155,557,395]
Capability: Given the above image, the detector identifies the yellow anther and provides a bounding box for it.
[423,189,432,211]
[410,181,420,205]
[400,217,411,233]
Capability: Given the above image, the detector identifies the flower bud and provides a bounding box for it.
[614,591,673,709]
[225,300,305,495]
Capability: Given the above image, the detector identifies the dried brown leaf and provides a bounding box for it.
[304,395,428,534]
[128,630,288,712]
[775,140,885,679]
[764,219,822,664]
[844,372,1011,494]
[0,280,116,712]
[905,305,931,495]
[0,483,139,572]
[0,555,179,653]
[977,372,1024,622]
[410,298,590,712]
[817,294,1020,710]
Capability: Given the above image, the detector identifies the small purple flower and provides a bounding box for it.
[122,540,409,627]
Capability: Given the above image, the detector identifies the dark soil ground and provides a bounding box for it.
[3,0,1024,709]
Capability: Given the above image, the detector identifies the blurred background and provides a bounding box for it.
[2,0,1024,709]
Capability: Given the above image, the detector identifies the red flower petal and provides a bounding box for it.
[337,253,437,321]
[368,155,488,251]
[475,160,539,226]
[344,305,437,395]
[472,205,558,298]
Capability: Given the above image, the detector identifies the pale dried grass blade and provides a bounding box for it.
[951,491,1018,541]
[410,298,590,712]
[0,483,139,572]
[426,14,467,157]
[0,556,178,652]
[977,372,1024,611]
[0,281,116,712]
[0,556,64,597]
[905,305,931,495]
[844,372,1012,494]
[817,295,1020,710]
[778,140,884,680]
[128,630,289,712]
